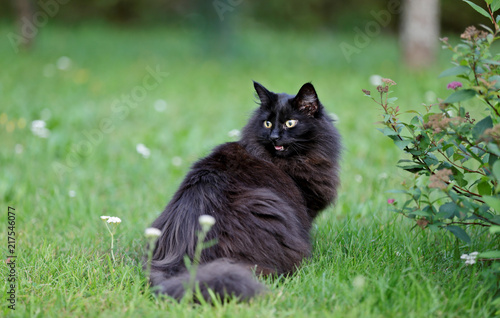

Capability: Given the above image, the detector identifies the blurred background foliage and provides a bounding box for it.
[0,0,490,33]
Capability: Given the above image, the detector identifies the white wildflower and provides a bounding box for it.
[199,215,216,227]
[136,143,151,158]
[228,129,241,138]
[461,252,479,265]
[68,190,76,198]
[354,174,363,183]
[14,144,23,154]
[369,75,383,86]
[57,56,72,70]
[30,120,50,138]
[100,216,110,220]
[172,156,182,167]
[154,99,168,112]
[145,227,162,238]
[352,275,366,289]
[107,217,122,224]
[378,172,388,180]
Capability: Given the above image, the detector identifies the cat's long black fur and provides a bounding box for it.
[147,81,341,302]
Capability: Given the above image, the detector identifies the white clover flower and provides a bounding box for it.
[228,129,241,138]
[369,74,383,86]
[30,120,50,138]
[56,56,72,70]
[199,215,215,227]
[136,143,151,158]
[354,174,363,183]
[378,172,388,180]
[14,144,23,154]
[145,227,162,238]
[154,99,168,112]
[172,156,182,167]
[68,190,76,198]
[100,216,110,220]
[461,252,479,265]
[352,275,366,289]
[107,217,122,224]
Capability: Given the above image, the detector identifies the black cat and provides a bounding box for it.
[147,81,341,302]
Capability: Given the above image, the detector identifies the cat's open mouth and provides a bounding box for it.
[274,145,285,152]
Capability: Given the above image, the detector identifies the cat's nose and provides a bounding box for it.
[270,130,280,141]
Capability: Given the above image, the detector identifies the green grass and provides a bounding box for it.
[0,23,498,317]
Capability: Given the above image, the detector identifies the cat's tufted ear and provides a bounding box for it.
[294,83,320,117]
[253,81,274,107]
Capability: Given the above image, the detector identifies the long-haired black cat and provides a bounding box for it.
[147,81,341,302]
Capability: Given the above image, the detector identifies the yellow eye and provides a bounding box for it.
[285,119,298,128]
[264,121,272,128]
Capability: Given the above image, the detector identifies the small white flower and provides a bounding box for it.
[461,252,479,265]
[228,129,241,138]
[136,143,151,158]
[154,99,168,112]
[68,190,76,197]
[172,156,182,167]
[352,275,366,289]
[100,216,110,220]
[14,144,23,154]
[57,56,72,70]
[145,227,162,238]
[354,174,363,183]
[378,172,388,180]
[30,120,50,138]
[199,215,216,227]
[369,75,383,86]
[107,216,122,224]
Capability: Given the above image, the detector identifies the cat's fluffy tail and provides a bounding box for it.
[149,258,266,302]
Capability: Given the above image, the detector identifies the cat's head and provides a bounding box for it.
[246,81,327,157]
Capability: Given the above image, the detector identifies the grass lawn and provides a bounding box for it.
[0,23,498,317]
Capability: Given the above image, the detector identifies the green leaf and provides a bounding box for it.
[488,143,500,156]
[478,250,500,258]
[493,160,500,180]
[477,180,492,195]
[463,0,492,19]
[489,226,500,234]
[490,75,500,89]
[445,225,471,244]
[492,0,500,13]
[443,89,477,103]
[376,127,399,136]
[394,139,411,150]
[438,65,471,78]
[482,59,500,65]
[472,115,493,140]
[482,195,500,212]
[437,202,458,219]
[387,97,398,104]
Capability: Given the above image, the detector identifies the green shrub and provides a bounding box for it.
[364,0,500,296]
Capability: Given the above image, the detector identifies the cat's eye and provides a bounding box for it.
[263,121,272,128]
[285,120,298,128]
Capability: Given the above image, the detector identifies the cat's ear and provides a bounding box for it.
[294,83,320,117]
[253,81,274,107]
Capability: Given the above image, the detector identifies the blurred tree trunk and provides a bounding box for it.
[13,0,34,50]
[400,0,440,69]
